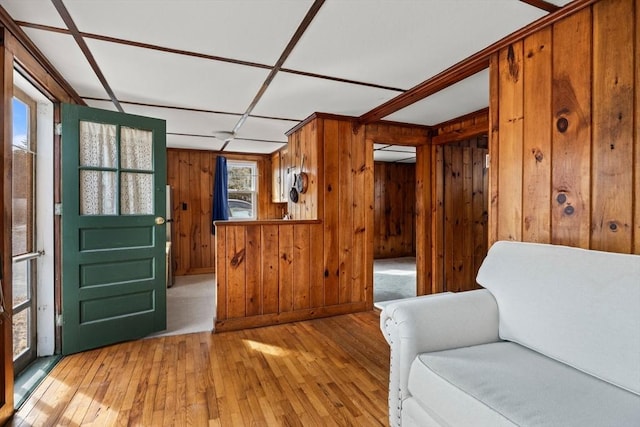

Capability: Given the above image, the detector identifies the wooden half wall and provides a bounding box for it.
[489,0,640,254]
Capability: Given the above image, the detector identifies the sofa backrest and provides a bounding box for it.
[476,241,640,395]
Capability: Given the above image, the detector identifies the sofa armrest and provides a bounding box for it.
[380,289,500,427]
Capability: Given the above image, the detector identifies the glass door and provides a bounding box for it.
[12,89,39,374]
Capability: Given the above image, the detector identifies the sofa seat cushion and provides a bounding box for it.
[408,341,640,427]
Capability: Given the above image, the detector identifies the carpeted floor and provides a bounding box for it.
[147,273,216,338]
[373,257,416,306]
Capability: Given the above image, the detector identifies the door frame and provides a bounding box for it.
[0,18,84,419]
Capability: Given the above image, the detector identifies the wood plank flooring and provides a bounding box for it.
[9,311,390,426]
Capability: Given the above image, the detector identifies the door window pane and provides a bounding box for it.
[121,127,153,170]
[13,308,30,358]
[12,98,34,256]
[81,170,117,215]
[121,172,153,215]
[12,261,29,307]
[80,121,117,167]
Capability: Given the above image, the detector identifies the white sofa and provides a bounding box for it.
[380,241,640,426]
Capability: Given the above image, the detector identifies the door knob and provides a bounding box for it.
[155,217,166,225]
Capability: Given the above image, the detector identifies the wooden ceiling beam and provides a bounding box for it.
[519,0,561,13]
[358,0,598,125]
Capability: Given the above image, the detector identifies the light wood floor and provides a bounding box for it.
[10,311,390,426]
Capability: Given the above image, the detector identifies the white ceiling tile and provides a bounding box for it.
[167,134,224,151]
[397,157,417,164]
[84,98,119,112]
[85,39,270,113]
[284,0,546,89]
[23,28,109,99]
[117,104,240,136]
[384,69,489,126]
[381,145,416,153]
[374,150,415,163]
[63,0,314,65]
[224,139,286,154]
[238,116,297,143]
[253,71,400,120]
[1,0,65,27]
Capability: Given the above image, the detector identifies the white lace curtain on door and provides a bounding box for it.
[79,122,153,215]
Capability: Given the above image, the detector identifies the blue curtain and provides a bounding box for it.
[212,156,229,234]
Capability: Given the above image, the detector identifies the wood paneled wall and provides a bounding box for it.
[489,0,640,254]
[288,114,373,308]
[215,114,374,330]
[373,162,416,258]
[429,112,490,294]
[439,137,488,292]
[167,148,285,275]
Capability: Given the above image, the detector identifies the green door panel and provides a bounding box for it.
[61,103,166,354]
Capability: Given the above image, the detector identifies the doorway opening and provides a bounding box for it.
[438,136,489,292]
[11,70,57,410]
[11,72,55,376]
[372,150,417,305]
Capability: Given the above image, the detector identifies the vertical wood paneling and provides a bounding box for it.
[198,155,213,260]
[551,8,592,248]
[226,227,246,319]
[415,144,432,295]
[489,53,500,246]
[497,41,524,241]
[262,225,279,314]
[189,152,202,268]
[635,0,640,254]
[352,129,367,305]
[472,142,488,276]
[372,162,416,258]
[338,121,353,304]
[491,0,640,256]
[431,145,444,294]
[245,225,262,316]
[278,225,294,312]
[177,151,191,274]
[442,139,488,292]
[215,227,227,321]
[523,27,552,243]
[323,120,340,306]
[293,224,310,310]
[309,223,325,307]
[591,0,634,252]
[215,114,373,330]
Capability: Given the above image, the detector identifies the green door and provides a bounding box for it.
[61,103,166,355]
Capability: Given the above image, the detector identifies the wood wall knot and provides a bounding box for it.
[506,45,520,82]
[230,248,246,268]
[556,117,569,133]
[533,149,544,163]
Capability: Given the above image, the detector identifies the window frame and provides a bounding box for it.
[226,160,258,220]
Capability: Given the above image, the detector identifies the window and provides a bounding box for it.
[227,160,257,219]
